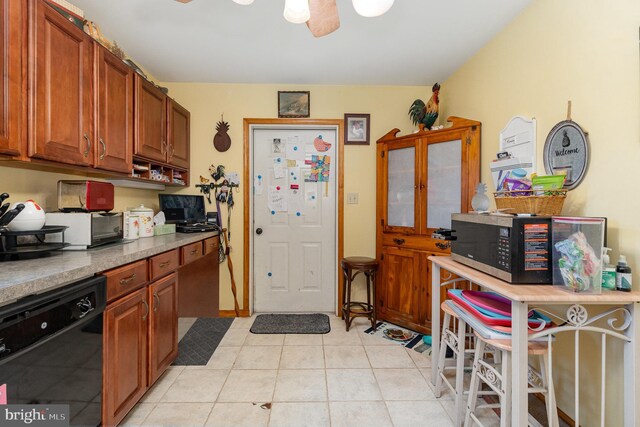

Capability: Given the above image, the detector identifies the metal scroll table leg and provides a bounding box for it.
[431,263,441,386]
[511,300,529,427]
[624,302,639,426]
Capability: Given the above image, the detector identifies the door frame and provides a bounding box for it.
[243,118,344,316]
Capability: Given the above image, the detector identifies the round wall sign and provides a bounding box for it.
[543,120,589,190]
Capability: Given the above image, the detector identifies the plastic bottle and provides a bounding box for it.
[615,255,633,292]
[601,248,616,290]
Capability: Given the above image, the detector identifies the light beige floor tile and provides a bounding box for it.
[329,401,393,427]
[244,333,285,346]
[373,368,435,401]
[279,346,324,369]
[406,347,431,367]
[218,329,249,347]
[206,347,241,369]
[324,346,370,369]
[229,316,256,330]
[217,370,278,403]
[269,402,330,427]
[205,402,270,427]
[119,403,155,426]
[386,401,453,427]
[365,346,416,369]
[283,334,323,346]
[322,327,363,346]
[273,370,327,402]
[142,402,213,427]
[440,398,500,427]
[160,369,229,403]
[141,366,185,402]
[233,346,282,369]
[326,369,382,401]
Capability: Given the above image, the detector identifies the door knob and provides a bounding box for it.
[256,228,263,235]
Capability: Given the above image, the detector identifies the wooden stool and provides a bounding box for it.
[465,332,559,427]
[340,257,378,331]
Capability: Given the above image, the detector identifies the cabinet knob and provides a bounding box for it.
[393,238,405,245]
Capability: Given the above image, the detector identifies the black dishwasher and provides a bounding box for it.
[0,276,106,426]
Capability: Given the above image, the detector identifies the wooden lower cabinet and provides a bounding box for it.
[148,273,178,385]
[103,288,148,427]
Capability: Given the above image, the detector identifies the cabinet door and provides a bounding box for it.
[103,288,148,427]
[0,0,22,157]
[380,139,420,234]
[134,74,167,162]
[378,246,421,325]
[148,273,178,385]
[95,43,133,173]
[28,0,93,166]
[167,99,190,169]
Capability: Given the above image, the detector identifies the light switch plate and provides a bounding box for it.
[347,193,359,204]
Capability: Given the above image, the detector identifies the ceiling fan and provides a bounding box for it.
[173,0,395,38]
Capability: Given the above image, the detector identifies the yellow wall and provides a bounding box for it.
[441,0,640,424]
[160,83,428,310]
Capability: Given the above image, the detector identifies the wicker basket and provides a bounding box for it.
[493,190,567,215]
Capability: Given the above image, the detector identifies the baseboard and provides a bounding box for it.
[219,309,250,318]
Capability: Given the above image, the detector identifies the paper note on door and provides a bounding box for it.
[305,182,318,214]
[273,157,285,179]
[268,186,287,212]
[288,188,304,215]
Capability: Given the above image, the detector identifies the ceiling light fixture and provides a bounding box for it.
[283,0,311,24]
[231,0,254,4]
[352,0,395,18]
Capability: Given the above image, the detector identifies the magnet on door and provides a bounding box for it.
[268,272,272,277]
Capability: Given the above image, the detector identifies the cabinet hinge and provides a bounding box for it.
[381,151,385,158]
[466,136,471,145]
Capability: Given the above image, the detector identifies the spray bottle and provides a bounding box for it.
[601,248,616,290]
[615,255,633,292]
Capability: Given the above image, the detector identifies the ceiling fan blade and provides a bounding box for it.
[306,0,340,38]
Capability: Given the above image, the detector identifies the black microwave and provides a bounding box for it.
[450,213,553,284]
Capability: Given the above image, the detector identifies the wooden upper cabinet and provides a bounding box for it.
[28,0,93,166]
[95,43,133,173]
[0,0,23,157]
[167,99,190,169]
[134,74,167,163]
[148,273,178,385]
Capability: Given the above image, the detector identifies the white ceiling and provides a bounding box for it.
[72,0,532,85]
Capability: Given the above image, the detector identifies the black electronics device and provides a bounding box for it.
[159,194,206,224]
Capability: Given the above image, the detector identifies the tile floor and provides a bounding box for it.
[121,315,500,427]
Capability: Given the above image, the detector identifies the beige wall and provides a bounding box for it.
[160,83,428,310]
[441,0,640,424]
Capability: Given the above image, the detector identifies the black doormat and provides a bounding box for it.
[173,317,234,366]
[250,313,331,334]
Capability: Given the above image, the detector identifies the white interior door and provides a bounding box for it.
[252,125,337,312]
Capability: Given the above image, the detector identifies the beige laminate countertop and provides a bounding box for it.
[0,232,219,307]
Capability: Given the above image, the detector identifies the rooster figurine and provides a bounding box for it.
[409,83,440,130]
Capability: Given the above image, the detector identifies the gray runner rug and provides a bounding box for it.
[173,317,234,365]
[250,313,331,334]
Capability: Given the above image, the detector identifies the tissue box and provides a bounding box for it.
[154,224,176,236]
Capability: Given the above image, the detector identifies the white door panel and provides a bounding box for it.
[252,126,337,312]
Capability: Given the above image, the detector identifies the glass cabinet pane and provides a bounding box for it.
[387,147,415,228]
[427,140,461,229]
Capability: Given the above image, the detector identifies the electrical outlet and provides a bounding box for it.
[347,193,359,204]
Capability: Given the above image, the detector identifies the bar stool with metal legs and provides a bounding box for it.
[340,257,378,331]
[464,332,559,427]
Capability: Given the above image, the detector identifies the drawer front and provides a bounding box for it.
[203,237,219,256]
[149,249,179,281]
[181,241,204,265]
[103,259,148,302]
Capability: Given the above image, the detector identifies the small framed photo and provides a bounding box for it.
[344,113,370,145]
[278,91,310,118]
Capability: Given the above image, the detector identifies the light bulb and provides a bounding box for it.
[232,0,254,4]
[352,0,394,17]
[284,0,310,24]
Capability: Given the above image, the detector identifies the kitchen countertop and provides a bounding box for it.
[0,231,219,307]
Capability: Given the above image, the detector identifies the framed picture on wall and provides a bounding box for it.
[278,91,310,118]
[344,113,370,145]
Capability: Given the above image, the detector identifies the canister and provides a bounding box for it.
[131,205,154,237]
[123,211,140,240]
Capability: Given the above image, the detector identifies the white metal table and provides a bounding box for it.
[429,255,640,427]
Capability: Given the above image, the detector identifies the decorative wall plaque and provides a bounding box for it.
[543,120,589,190]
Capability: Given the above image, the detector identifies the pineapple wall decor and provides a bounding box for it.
[213,115,231,152]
